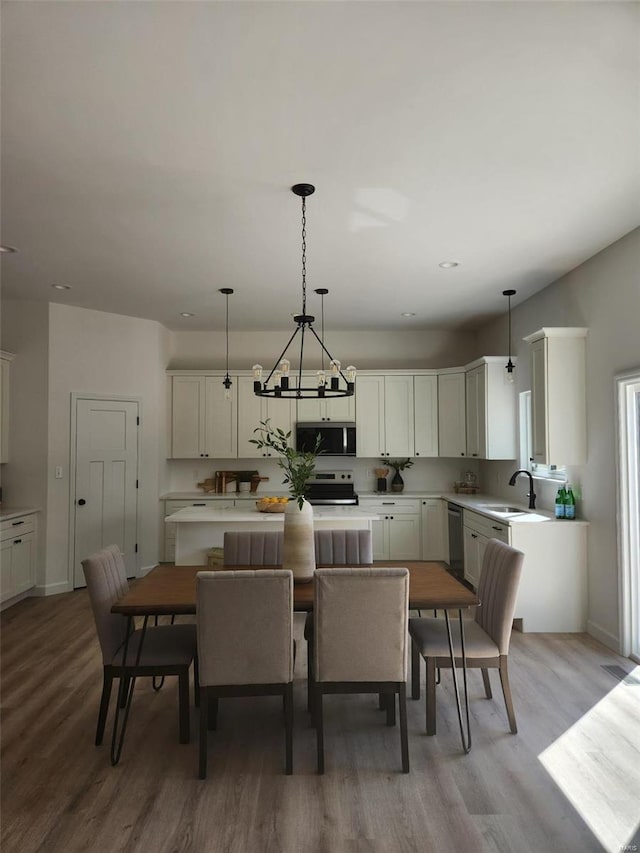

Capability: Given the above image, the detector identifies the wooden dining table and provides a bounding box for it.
[110,561,479,759]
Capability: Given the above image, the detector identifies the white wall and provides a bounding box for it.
[476,227,640,651]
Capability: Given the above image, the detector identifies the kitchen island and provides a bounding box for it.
[165,505,382,565]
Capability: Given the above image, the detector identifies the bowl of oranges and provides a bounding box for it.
[256,496,289,513]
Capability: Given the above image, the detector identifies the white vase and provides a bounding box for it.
[282,498,315,584]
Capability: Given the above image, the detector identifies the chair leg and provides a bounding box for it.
[119,676,130,708]
[199,688,208,779]
[193,656,200,708]
[95,668,114,746]
[426,657,437,735]
[411,640,420,700]
[178,668,190,744]
[315,688,325,775]
[284,682,293,775]
[399,683,409,773]
[481,667,492,699]
[386,692,396,727]
[498,656,518,734]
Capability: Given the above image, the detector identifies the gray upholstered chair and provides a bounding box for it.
[196,569,294,778]
[311,567,410,774]
[223,528,373,568]
[82,545,197,748]
[408,538,524,735]
[223,530,283,566]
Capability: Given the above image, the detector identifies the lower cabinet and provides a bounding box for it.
[462,509,509,588]
[359,498,421,560]
[1,513,37,605]
[163,499,235,562]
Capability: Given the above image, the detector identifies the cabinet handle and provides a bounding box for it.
[416,452,420,456]
[78,499,86,506]
[460,452,465,456]
[471,453,478,457]
[11,520,24,526]
[390,516,394,520]
[193,503,206,506]
[13,538,22,544]
[492,526,503,532]
[471,533,478,539]
[382,502,395,505]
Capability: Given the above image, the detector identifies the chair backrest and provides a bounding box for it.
[196,570,294,686]
[223,529,373,567]
[81,545,130,664]
[314,529,373,566]
[313,567,409,683]
[223,531,283,566]
[475,539,524,655]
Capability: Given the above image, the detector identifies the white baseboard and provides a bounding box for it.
[587,619,620,653]
[0,588,33,611]
[33,580,73,597]
[139,564,157,576]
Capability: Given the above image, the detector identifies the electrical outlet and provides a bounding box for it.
[55,466,63,479]
[366,469,373,479]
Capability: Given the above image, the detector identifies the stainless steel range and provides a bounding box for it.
[304,470,358,506]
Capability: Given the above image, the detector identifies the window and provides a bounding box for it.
[519,390,567,481]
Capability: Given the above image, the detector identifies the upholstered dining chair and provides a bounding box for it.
[408,538,524,736]
[223,528,373,568]
[310,567,410,774]
[82,545,198,749]
[196,569,294,779]
[223,530,283,566]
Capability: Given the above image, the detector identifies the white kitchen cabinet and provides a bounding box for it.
[1,513,37,606]
[437,370,466,458]
[359,497,421,560]
[169,375,237,459]
[462,509,509,588]
[421,498,447,561]
[464,357,517,460]
[162,498,235,562]
[237,376,293,458]
[356,375,414,459]
[0,351,15,464]
[524,328,588,467]
[413,375,439,457]
[295,374,355,422]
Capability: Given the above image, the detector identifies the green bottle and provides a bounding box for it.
[565,485,576,520]
[555,486,566,519]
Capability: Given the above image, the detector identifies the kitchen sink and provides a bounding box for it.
[480,505,528,515]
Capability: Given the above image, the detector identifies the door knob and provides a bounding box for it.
[78,499,86,505]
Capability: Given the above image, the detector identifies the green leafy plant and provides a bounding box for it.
[380,458,414,472]
[250,420,323,509]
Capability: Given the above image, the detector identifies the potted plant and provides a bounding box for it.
[379,457,414,492]
[251,420,322,582]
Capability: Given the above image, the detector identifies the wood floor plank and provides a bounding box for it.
[2,590,638,852]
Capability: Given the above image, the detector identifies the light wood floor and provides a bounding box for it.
[2,590,639,853]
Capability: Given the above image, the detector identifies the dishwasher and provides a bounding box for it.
[447,502,464,579]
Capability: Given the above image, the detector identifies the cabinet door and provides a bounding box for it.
[421,499,446,560]
[0,539,14,601]
[371,517,389,560]
[465,365,486,459]
[438,372,466,457]
[355,376,385,458]
[530,338,547,464]
[237,377,266,458]
[171,376,206,458]
[324,392,355,422]
[263,397,293,449]
[414,375,439,457]
[389,515,421,560]
[12,532,36,595]
[0,357,10,464]
[384,376,414,457]
[463,525,482,588]
[204,377,237,458]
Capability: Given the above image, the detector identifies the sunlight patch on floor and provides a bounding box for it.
[538,665,640,853]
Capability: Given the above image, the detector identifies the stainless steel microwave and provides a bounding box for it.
[295,422,356,457]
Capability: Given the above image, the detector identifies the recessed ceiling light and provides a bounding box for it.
[51,283,71,290]
[180,312,194,317]
[401,312,416,317]
[0,245,18,253]
[439,261,459,269]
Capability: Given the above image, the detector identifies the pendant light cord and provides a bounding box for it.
[301,196,307,315]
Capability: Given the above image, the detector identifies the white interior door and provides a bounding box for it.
[72,397,139,588]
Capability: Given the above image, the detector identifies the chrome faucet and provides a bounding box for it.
[508,469,537,509]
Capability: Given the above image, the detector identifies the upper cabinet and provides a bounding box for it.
[524,328,588,467]
[355,375,414,458]
[169,375,237,459]
[413,375,439,457]
[295,373,355,422]
[437,370,466,458]
[465,358,517,460]
[237,376,293,458]
[0,352,15,464]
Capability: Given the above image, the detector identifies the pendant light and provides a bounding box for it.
[252,184,355,399]
[219,287,234,400]
[503,288,516,383]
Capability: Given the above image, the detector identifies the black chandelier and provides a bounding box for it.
[220,287,233,399]
[252,184,356,399]
[503,288,516,383]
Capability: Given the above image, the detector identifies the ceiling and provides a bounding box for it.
[1,1,638,333]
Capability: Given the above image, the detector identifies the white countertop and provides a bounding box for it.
[0,507,40,522]
[165,506,381,523]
